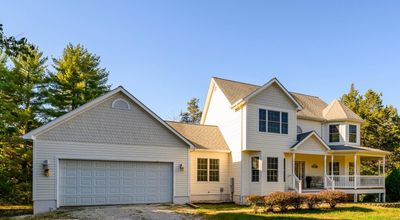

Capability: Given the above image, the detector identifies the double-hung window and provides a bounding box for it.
[329,124,340,142]
[209,159,220,182]
[281,112,288,134]
[259,109,267,132]
[267,157,278,182]
[268,110,281,133]
[251,157,260,182]
[197,158,208,181]
[259,109,289,134]
[197,158,220,182]
[349,125,357,143]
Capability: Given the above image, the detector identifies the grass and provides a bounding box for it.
[174,203,400,220]
[0,205,32,218]
[0,205,73,220]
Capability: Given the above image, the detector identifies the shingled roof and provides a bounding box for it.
[167,121,230,151]
[212,77,361,122]
[322,100,364,123]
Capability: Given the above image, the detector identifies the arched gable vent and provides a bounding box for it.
[297,125,303,134]
[112,98,131,110]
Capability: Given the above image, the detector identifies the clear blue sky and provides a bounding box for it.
[2,1,399,119]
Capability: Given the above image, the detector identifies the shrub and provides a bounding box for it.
[302,193,323,209]
[246,195,264,213]
[386,169,400,202]
[320,190,346,208]
[287,192,304,210]
[264,192,293,212]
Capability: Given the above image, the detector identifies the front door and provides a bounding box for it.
[295,161,306,185]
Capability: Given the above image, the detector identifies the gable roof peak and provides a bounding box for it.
[23,86,194,148]
[323,99,364,123]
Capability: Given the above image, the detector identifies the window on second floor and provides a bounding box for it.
[268,110,280,133]
[259,109,289,134]
[329,124,340,142]
[281,112,288,134]
[349,125,357,143]
[259,109,267,132]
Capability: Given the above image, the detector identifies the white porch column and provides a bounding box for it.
[354,154,357,189]
[324,155,327,188]
[292,153,296,188]
[330,155,334,179]
[383,156,386,202]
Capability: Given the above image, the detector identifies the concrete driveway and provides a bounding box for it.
[51,204,202,220]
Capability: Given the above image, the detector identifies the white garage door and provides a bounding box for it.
[59,160,173,206]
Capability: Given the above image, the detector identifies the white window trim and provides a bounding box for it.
[111,98,131,110]
[265,110,288,134]
[266,157,279,182]
[251,156,260,182]
[196,158,220,183]
[349,124,357,143]
[328,124,340,143]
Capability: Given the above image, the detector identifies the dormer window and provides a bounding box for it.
[112,98,131,110]
[329,124,340,143]
[349,125,357,143]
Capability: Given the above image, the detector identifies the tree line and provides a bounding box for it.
[0,25,111,203]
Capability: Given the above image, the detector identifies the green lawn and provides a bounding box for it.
[175,203,400,220]
[0,205,32,218]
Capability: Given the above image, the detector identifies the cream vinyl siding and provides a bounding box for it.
[203,85,243,199]
[38,92,185,147]
[249,83,298,110]
[33,140,189,202]
[295,135,328,154]
[297,119,322,136]
[245,83,298,195]
[190,151,230,202]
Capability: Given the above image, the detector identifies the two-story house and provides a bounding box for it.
[197,77,389,204]
[24,77,390,214]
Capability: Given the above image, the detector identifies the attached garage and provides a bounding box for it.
[59,160,173,206]
[23,87,193,214]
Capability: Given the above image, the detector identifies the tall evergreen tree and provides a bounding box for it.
[44,43,111,118]
[180,98,202,124]
[340,85,400,171]
[0,46,47,203]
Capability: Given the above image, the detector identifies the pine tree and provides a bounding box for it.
[44,43,111,118]
[180,98,202,124]
[0,46,47,203]
[340,85,400,171]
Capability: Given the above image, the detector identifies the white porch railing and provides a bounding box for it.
[288,174,303,193]
[325,176,335,190]
[331,175,385,188]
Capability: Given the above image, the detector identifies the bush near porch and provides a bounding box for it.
[246,190,346,213]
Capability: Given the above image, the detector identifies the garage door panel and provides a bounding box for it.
[60,160,173,206]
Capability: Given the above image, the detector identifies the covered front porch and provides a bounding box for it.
[285,131,389,201]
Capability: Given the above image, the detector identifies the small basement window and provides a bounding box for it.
[112,98,131,110]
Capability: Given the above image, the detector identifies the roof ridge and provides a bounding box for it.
[166,120,219,127]
[290,91,320,98]
[212,77,322,99]
[212,76,260,87]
